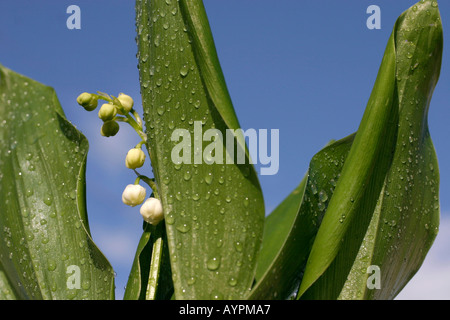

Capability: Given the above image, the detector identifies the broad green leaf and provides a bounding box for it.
[124,222,173,300]
[340,1,442,300]
[254,175,306,283]
[298,0,442,299]
[0,64,115,299]
[249,136,354,300]
[253,144,328,282]
[136,0,265,299]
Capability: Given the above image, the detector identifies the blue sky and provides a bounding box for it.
[1,0,449,299]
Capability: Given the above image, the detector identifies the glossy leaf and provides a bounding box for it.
[297,0,442,299]
[124,222,173,300]
[249,136,354,300]
[136,0,265,299]
[0,64,115,299]
[254,176,306,284]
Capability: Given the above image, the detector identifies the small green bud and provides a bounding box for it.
[100,120,120,137]
[77,92,98,111]
[98,103,117,121]
[117,93,134,115]
[125,148,146,169]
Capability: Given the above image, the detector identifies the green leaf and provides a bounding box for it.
[0,64,115,299]
[297,0,442,299]
[136,0,265,299]
[124,222,173,300]
[254,175,307,283]
[0,264,18,300]
[249,136,354,300]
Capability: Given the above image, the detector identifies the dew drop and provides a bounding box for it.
[47,259,57,271]
[43,195,53,206]
[228,277,237,287]
[154,34,160,47]
[204,173,213,185]
[318,202,326,211]
[211,292,223,300]
[82,280,91,290]
[318,190,328,202]
[207,257,220,271]
[187,276,196,285]
[157,105,165,116]
[191,193,200,201]
[26,189,34,197]
[183,171,192,181]
[180,65,189,77]
[166,214,175,225]
[163,176,170,185]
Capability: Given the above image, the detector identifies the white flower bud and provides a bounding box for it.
[98,103,117,121]
[117,93,134,114]
[140,197,164,225]
[122,184,146,207]
[125,148,146,169]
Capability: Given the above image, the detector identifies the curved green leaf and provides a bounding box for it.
[0,64,115,299]
[124,222,173,300]
[340,0,442,300]
[136,0,265,299]
[249,135,354,300]
[254,141,336,285]
[298,0,442,299]
[254,176,307,284]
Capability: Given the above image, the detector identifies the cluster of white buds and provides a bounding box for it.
[77,90,163,225]
[122,145,163,225]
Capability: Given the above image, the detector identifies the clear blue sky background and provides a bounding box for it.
[1,0,449,299]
